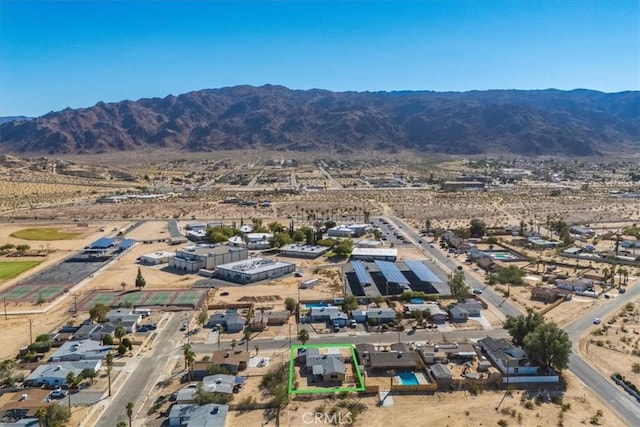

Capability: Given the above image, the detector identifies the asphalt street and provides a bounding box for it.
[95,313,184,427]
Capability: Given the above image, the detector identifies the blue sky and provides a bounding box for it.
[1,0,639,117]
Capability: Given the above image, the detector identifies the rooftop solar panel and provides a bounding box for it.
[351,261,373,286]
[405,260,442,283]
[374,260,410,285]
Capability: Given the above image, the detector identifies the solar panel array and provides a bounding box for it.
[405,260,442,283]
[374,260,410,285]
[351,261,373,286]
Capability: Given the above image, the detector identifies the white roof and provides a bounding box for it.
[141,251,175,259]
[216,257,295,275]
[352,248,398,257]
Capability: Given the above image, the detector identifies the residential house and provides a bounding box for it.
[24,360,102,387]
[202,374,244,394]
[366,308,396,324]
[309,306,341,323]
[448,299,482,322]
[210,350,249,373]
[248,310,290,331]
[355,343,422,372]
[350,310,367,323]
[556,278,592,292]
[50,340,111,362]
[419,342,477,364]
[206,310,245,333]
[304,348,346,383]
[477,337,539,376]
[330,312,349,327]
[0,389,51,423]
[531,287,571,303]
[476,257,495,272]
[169,404,228,427]
[403,303,448,324]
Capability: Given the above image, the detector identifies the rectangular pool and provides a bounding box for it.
[398,372,419,386]
[305,302,329,309]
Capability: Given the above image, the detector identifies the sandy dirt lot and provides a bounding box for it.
[226,371,625,427]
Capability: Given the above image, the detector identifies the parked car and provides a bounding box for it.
[619,288,626,294]
[593,318,601,325]
[294,272,303,277]
[350,319,357,328]
[180,323,188,331]
[49,389,68,399]
[472,289,483,295]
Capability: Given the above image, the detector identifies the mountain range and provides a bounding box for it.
[0,85,638,156]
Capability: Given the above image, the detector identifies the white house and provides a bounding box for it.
[25,360,102,387]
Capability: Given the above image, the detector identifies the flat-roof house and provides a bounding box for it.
[330,312,349,327]
[169,245,248,273]
[309,306,341,323]
[207,310,245,333]
[279,244,331,259]
[211,350,249,373]
[202,374,244,394]
[350,310,367,323]
[106,309,142,325]
[419,342,477,364]
[477,337,539,376]
[305,348,346,383]
[556,278,592,292]
[215,258,296,284]
[24,360,102,387]
[169,403,228,427]
[50,340,111,362]
[366,308,396,324]
[350,248,398,262]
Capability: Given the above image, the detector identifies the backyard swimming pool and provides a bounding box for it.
[397,372,419,385]
[486,251,523,261]
[305,302,329,309]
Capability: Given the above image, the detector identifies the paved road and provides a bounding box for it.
[193,328,509,354]
[95,313,183,427]
[564,284,640,425]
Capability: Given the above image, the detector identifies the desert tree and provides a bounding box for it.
[126,401,134,427]
[447,271,469,302]
[114,326,126,345]
[297,328,310,345]
[504,311,544,347]
[135,267,146,290]
[524,322,572,371]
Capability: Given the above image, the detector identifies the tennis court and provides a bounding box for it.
[115,293,146,306]
[83,293,117,308]
[36,286,67,301]
[173,291,204,306]
[145,292,175,306]
[1,286,35,300]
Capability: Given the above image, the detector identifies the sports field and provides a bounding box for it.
[144,292,175,305]
[173,291,203,306]
[0,283,71,302]
[10,228,82,241]
[0,261,42,280]
[78,289,207,311]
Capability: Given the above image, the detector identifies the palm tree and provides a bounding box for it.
[230,339,237,352]
[114,326,126,345]
[105,351,114,397]
[183,343,195,380]
[387,369,396,389]
[35,408,46,427]
[126,401,134,427]
[255,345,259,356]
[243,328,252,352]
[602,267,610,285]
[66,372,75,416]
[298,328,310,345]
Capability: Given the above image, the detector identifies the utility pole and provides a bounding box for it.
[73,294,78,313]
[29,319,33,344]
[3,297,7,320]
